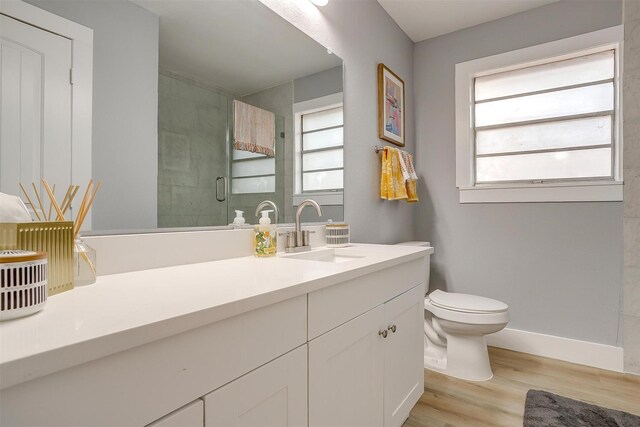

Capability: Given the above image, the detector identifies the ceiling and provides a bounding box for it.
[376,0,559,42]
[131,0,342,96]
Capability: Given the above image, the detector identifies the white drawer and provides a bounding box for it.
[308,257,426,339]
[0,295,307,427]
[203,345,307,427]
[147,400,203,427]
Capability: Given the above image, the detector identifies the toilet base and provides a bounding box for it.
[424,333,495,382]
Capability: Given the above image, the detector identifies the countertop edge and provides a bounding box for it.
[0,247,431,389]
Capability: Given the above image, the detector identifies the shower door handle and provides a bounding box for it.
[216,176,226,202]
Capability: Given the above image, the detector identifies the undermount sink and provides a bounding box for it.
[283,248,366,263]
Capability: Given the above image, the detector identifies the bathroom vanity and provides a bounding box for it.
[0,243,433,427]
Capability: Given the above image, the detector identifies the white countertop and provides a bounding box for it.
[0,243,432,389]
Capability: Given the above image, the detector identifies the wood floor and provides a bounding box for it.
[404,347,640,427]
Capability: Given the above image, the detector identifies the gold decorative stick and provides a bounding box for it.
[58,185,73,217]
[74,180,93,237]
[75,181,101,239]
[47,184,56,221]
[19,183,42,221]
[31,182,46,221]
[42,180,64,221]
[73,180,101,276]
[61,186,79,215]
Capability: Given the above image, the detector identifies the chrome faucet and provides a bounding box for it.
[282,199,323,253]
[255,200,279,224]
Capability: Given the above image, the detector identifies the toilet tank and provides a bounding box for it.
[396,241,433,293]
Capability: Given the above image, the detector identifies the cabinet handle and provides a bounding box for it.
[378,329,388,338]
[388,325,397,333]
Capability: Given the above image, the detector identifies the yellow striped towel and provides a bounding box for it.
[380,147,408,200]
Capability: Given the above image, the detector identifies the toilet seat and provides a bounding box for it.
[428,290,508,314]
[425,291,509,325]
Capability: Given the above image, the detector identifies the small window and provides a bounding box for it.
[455,26,623,203]
[231,149,275,194]
[296,105,344,194]
[474,50,614,184]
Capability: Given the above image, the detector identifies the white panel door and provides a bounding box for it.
[383,285,425,427]
[147,400,203,427]
[0,14,72,208]
[203,345,307,427]
[309,305,385,427]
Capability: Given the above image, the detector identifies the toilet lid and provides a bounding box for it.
[428,290,508,313]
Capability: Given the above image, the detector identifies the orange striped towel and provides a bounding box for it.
[233,100,275,157]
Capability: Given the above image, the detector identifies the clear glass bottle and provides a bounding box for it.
[74,237,97,286]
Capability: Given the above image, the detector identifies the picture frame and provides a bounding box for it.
[378,63,405,147]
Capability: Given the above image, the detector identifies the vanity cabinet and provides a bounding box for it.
[383,285,425,427]
[309,283,426,427]
[203,345,307,427]
[0,295,307,427]
[1,248,430,427]
[145,345,307,427]
[147,400,204,427]
[309,305,385,427]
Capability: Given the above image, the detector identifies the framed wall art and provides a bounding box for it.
[378,63,405,147]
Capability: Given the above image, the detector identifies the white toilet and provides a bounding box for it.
[397,241,509,381]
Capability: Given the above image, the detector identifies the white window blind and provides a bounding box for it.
[473,50,615,184]
[231,149,276,194]
[300,106,344,192]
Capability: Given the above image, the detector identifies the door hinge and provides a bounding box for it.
[69,68,74,85]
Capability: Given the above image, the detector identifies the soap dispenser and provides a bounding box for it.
[254,210,276,257]
[232,210,245,230]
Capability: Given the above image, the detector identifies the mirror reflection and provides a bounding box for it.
[2,0,344,233]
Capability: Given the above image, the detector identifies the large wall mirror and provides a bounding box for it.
[1,0,344,233]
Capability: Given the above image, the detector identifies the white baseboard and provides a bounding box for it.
[486,328,624,372]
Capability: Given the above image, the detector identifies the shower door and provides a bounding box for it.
[157,73,230,228]
[227,115,285,224]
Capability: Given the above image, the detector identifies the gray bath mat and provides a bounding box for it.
[523,390,640,427]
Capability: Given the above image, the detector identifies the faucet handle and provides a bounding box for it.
[279,231,296,249]
[302,230,317,247]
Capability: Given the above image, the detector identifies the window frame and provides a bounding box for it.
[293,93,344,206]
[455,26,624,203]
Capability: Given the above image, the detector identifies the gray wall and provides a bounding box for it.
[294,65,343,103]
[623,0,640,373]
[414,0,623,346]
[25,0,159,231]
[261,0,416,244]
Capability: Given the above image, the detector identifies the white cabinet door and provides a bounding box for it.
[0,15,72,205]
[147,400,203,427]
[309,305,385,427]
[203,345,307,427]
[383,285,425,427]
